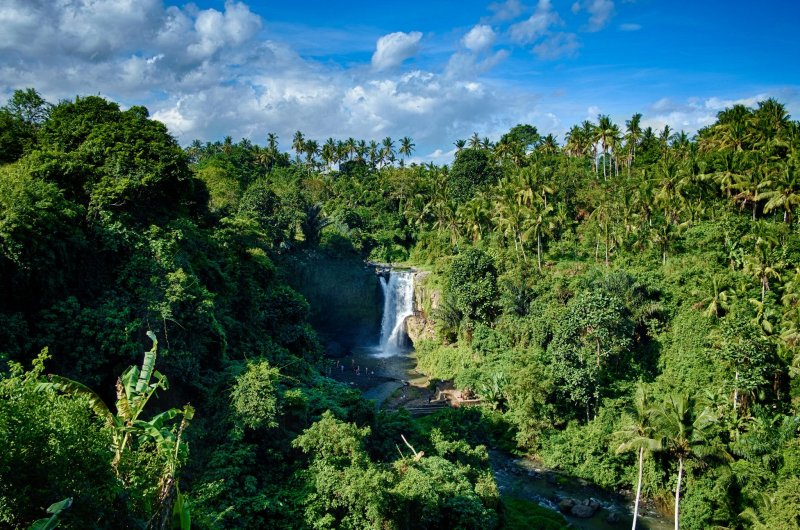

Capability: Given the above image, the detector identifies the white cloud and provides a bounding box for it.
[487,0,526,22]
[445,49,509,79]
[509,0,562,44]
[619,23,641,31]
[462,25,496,53]
[371,31,423,71]
[187,1,262,59]
[641,94,772,133]
[587,105,602,120]
[573,0,615,31]
[533,33,580,60]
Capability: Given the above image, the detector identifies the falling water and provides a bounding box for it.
[378,270,415,356]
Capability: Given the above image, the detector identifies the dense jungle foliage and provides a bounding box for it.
[1,88,799,529]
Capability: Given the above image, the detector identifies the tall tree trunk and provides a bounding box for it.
[632,447,644,530]
[537,232,542,271]
[674,457,684,530]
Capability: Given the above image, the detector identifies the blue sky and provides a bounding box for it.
[1,0,798,161]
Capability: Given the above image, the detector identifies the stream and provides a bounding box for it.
[327,267,672,529]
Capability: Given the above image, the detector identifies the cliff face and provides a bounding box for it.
[406,270,440,345]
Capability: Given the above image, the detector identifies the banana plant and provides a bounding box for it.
[36,332,193,529]
[28,498,72,530]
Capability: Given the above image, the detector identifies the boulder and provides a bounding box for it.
[558,498,576,513]
[606,510,622,524]
[571,503,598,518]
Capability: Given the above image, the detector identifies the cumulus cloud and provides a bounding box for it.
[487,0,526,22]
[641,94,773,133]
[509,0,562,44]
[572,0,615,32]
[445,49,510,79]
[371,31,423,71]
[462,25,496,53]
[533,32,580,60]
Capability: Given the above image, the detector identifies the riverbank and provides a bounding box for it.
[327,345,672,529]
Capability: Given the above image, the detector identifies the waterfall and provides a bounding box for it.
[378,270,414,356]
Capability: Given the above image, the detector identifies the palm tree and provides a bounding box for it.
[615,383,660,530]
[564,125,585,157]
[322,137,338,170]
[454,139,466,152]
[525,196,554,271]
[653,393,725,530]
[595,115,615,179]
[659,125,675,160]
[589,199,614,265]
[304,139,320,168]
[608,124,623,176]
[344,137,357,161]
[538,134,559,156]
[292,130,306,163]
[625,113,643,168]
[266,132,279,153]
[381,136,395,167]
[693,273,731,318]
[750,98,789,150]
[356,140,368,162]
[757,160,800,224]
[457,196,490,242]
[493,185,528,261]
[743,239,784,303]
[399,136,415,166]
[368,140,380,169]
[468,132,482,149]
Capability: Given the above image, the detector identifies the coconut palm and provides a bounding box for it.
[693,273,732,318]
[653,393,726,530]
[538,133,559,156]
[468,132,482,149]
[322,137,338,170]
[615,383,660,530]
[524,195,554,271]
[743,239,784,303]
[625,113,643,168]
[399,136,415,166]
[381,136,395,167]
[595,114,615,179]
[291,130,306,162]
[757,159,800,224]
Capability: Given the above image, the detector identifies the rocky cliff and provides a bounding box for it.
[406,270,440,345]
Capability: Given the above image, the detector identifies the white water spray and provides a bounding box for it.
[378,270,415,356]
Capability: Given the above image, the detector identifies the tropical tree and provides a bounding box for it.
[757,158,800,224]
[381,136,396,167]
[743,239,784,303]
[399,136,415,166]
[595,114,615,179]
[653,393,726,530]
[37,333,194,526]
[292,130,306,162]
[524,195,554,271]
[625,112,643,168]
[615,383,660,530]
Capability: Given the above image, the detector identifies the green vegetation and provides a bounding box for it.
[1,88,799,529]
